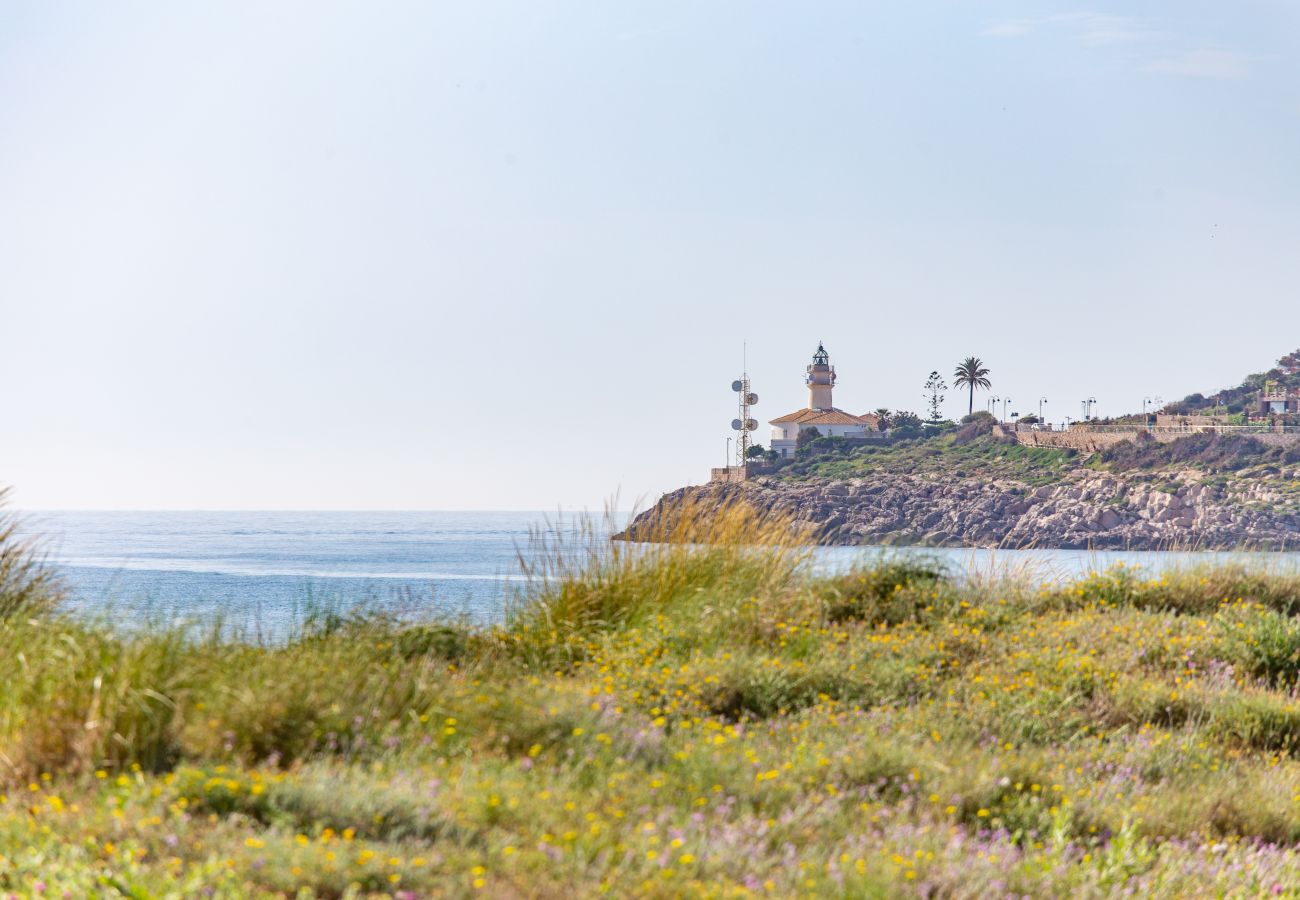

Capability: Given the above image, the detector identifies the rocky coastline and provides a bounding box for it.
[624,469,1300,550]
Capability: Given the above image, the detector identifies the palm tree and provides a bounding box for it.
[953,356,992,416]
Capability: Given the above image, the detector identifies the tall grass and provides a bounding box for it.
[505,496,813,664]
[0,487,61,617]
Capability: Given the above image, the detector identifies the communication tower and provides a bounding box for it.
[730,358,759,466]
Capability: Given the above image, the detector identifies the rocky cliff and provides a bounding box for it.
[626,468,1300,549]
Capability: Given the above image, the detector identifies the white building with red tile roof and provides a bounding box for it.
[768,343,881,457]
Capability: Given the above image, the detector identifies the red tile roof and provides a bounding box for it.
[769,408,879,427]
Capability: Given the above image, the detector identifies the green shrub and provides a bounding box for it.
[1218,607,1300,687]
[820,558,949,624]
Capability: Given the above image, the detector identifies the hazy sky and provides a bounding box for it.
[3,2,1299,510]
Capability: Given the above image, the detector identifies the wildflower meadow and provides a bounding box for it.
[4,495,1300,896]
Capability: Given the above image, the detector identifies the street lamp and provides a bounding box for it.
[989,395,1000,415]
[1088,397,1097,421]
[1143,397,1152,429]
[1003,397,1012,423]
[1039,396,1047,422]
[726,437,732,469]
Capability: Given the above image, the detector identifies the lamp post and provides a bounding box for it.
[1003,397,1011,424]
[1143,397,1152,429]
[1039,397,1047,422]
[726,437,732,469]
[989,395,1000,415]
[1088,397,1097,421]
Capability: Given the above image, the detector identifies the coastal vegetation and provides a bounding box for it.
[786,421,1076,486]
[784,424,1300,485]
[9,494,1300,895]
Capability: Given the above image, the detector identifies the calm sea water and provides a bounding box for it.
[21,511,558,635]
[18,511,1300,636]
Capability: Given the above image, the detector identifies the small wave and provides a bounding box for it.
[56,560,530,582]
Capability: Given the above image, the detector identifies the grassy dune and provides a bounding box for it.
[7,498,1300,896]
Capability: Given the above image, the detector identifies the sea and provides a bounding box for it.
[17,511,1300,639]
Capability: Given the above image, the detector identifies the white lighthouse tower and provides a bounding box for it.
[768,343,881,457]
[806,343,835,410]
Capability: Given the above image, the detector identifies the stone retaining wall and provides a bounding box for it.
[1008,427,1300,453]
[709,463,773,483]
[1008,429,1137,452]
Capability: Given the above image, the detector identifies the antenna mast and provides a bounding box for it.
[731,344,758,467]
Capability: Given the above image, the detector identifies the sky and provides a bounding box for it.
[2,1,1299,511]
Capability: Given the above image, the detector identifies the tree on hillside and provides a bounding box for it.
[923,371,947,422]
[888,410,924,440]
[745,444,766,459]
[953,357,992,415]
[795,426,822,450]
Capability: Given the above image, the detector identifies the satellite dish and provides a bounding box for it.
[745,418,759,431]
[745,392,759,405]
[731,380,744,392]
[731,418,743,431]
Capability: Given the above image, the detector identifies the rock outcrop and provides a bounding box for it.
[626,469,1300,549]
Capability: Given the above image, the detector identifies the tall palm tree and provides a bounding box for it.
[953,356,992,416]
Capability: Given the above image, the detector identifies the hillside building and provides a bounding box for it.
[768,344,881,457]
[1257,386,1300,416]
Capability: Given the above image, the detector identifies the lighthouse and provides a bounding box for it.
[767,343,881,457]
[806,343,835,410]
